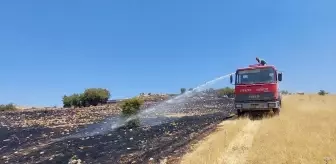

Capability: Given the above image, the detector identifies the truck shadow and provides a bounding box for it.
[238,111,277,121]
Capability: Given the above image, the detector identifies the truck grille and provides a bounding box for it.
[235,92,275,102]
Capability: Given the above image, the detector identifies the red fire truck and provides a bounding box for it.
[230,61,283,116]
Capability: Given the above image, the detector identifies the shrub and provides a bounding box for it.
[205,88,215,93]
[120,98,144,128]
[120,98,144,116]
[281,90,289,95]
[125,119,141,129]
[318,90,328,96]
[180,88,186,94]
[0,103,17,111]
[217,87,235,97]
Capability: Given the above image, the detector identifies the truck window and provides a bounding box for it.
[236,67,276,84]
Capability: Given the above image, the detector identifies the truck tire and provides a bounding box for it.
[237,110,244,117]
[273,108,280,116]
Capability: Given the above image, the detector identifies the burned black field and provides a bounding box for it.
[0,96,234,164]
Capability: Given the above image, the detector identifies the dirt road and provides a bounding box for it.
[181,95,336,164]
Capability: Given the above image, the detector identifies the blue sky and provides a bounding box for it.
[1,0,335,106]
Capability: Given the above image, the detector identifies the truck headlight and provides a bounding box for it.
[235,104,242,108]
[268,103,276,108]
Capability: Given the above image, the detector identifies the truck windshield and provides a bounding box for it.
[236,67,275,84]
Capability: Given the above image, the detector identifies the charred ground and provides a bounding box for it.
[0,94,234,164]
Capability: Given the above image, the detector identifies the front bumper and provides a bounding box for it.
[234,101,280,111]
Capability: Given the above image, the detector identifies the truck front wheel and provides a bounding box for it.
[237,110,244,117]
[273,108,280,116]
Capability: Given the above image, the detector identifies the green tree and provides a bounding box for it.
[70,93,82,107]
[79,93,87,107]
[0,103,17,111]
[217,87,235,97]
[62,88,111,108]
[180,88,186,94]
[62,94,81,108]
[318,90,328,96]
[188,88,193,91]
[62,95,72,108]
[83,88,110,106]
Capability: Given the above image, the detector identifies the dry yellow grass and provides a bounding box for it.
[181,119,249,164]
[180,94,336,164]
[246,94,336,164]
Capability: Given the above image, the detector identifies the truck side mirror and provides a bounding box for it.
[278,73,282,81]
[230,75,233,84]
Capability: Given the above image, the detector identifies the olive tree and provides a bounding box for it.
[62,88,111,108]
